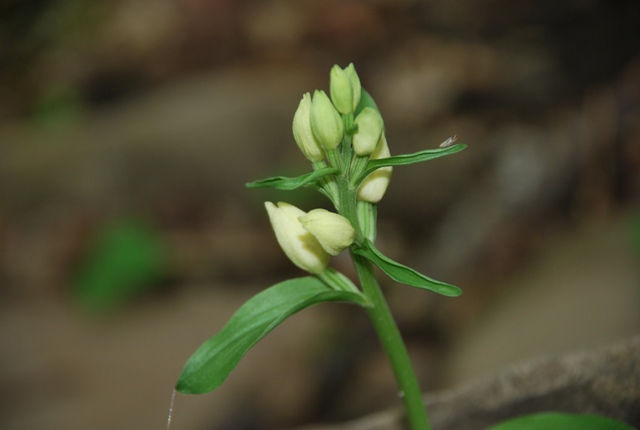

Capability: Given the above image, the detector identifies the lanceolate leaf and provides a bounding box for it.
[487,412,635,430]
[362,144,467,178]
[246,166,339,190]
[353,240,462,297]
[176,277,368,394]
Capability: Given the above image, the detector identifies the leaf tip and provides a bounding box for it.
[175,374,214,395]
[174,379,195,395]
[444,285,463,297]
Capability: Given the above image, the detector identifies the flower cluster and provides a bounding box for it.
[265,64,392,273]
[265,202,355,274]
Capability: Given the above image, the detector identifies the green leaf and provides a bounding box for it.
[486,412,635,430]
[317,267,362,294]
[176,277,368,394]
[362,144,467,178]
[355,88,381,116]
[246,166,339,190]
[352,240,462,297]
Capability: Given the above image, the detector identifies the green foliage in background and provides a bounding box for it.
[72,217,167,311]
[486,412,635,430]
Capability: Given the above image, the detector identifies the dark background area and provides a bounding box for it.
[1,1,639,429]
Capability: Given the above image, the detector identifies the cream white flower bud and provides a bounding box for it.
[292,93,325,162]
[311,90,344,150]
[299,209,356,256]
[353,107,384,156]
[357,134,392,203]
[265,202,330,274]
[330,63,361,114]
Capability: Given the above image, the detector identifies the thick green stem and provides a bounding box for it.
[351,252,431,430]
[332,119,429,429]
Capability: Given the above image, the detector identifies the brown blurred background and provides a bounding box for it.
[1,1,639,429]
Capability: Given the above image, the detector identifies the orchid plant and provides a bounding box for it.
[172,65,633,430]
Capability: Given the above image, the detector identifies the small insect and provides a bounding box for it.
[439,135,457,148]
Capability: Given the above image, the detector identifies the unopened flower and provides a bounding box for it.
[299,209,356,256]
[353,107,384,156]
[357,134,392,203]
[265,202,330,274]
[292,93,325,162]
[311,90,344,150]
[330,63,361,115]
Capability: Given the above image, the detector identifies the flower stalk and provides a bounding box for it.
[177,63,466,430]
[255,64,463,429]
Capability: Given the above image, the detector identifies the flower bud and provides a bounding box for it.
[345,64,361,107]
[357,134,392,203]
[292,93,325,162]
[353,107,384,156]
[311,90,344,150]
[265,202,330,274]
[330,63,361,114]
[299,209,356,256]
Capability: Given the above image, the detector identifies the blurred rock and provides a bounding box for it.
[295,336,640,430]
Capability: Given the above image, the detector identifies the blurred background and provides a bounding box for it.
[1,0,639,429]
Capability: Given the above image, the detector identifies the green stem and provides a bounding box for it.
[332,119,429,429]
[351,251,431,430]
